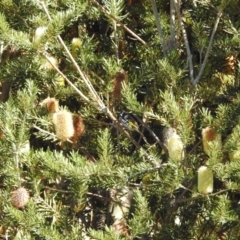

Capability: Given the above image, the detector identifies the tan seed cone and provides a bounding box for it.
[202,127,222,155]
[198,166,213,194]
[40,97,59,113]
[52,110,74,142]
[11,187,30,209]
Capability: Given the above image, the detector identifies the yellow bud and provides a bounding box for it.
[71,38,82,59]
[55,76,65,86]
[142,174,152,185]
[202,127,222,155]
[52,110,74,142]
[198,166,213,194]
[167,134,185,161]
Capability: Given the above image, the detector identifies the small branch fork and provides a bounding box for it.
[173,0,223,86]
[40,1,160,167]
[90,0,149,47]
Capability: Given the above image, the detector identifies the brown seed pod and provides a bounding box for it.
[112,69,127,100]
[11,187,30,209]
[40,97,59,113]
[0,130,4,140]
[70,115,85,143]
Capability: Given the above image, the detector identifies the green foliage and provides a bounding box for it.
[1,0,240,239]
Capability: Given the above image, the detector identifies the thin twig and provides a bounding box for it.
[33,124,73,144]
[169,0,176,50]
[87,192,118,204]
[41,2,106,111]
[91,0,149,47]
[192,11,222,85]
[176,189,230,203]
[174,0,194,82]
[134,115,168,152]
[150,0,167,57]
[40,1,160,167]
[174,0,222,86]
[44,54,91,104]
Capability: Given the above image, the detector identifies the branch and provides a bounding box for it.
[176,189,230,204]
[41,2,106,111]
[192,11,223,85]
[33,124,74,143]
[174,0,194,82]
[169,0,176,50]
[134,115,168,152]
[40,1,160,167]
[43,54,91,104]
[174,1,222,86]
[150,0,167,57]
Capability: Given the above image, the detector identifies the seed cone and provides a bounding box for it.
[11,187,30,209]
[52,110,75,142]
[112,69,127,100]
[167,134,185,161]
[40,97,59,113]
[198,166,213,194]
[202,127,222,155]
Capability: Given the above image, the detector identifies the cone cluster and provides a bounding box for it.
[40,97,85,143]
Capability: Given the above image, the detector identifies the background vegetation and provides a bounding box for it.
[1,0,240,239]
